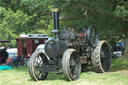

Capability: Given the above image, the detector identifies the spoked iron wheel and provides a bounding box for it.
[62,49,81,81]
[28,50,48,81]
[91,41,112,72]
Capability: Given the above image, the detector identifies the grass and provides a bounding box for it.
[0,58,128,85]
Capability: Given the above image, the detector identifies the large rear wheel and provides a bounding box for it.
[91,41,112,72]
[28,50,48,81]
[62,49,81,81]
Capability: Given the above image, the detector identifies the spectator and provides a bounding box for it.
[6,57,12,66]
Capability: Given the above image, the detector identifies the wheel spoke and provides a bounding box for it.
[70,52,80,79]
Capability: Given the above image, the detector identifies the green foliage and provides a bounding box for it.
[57,0,127,38]
[0,0,128,48]
[0,7,32,47]
[114,5,128,18]
[114,1,128,37]
[0,6,52,47]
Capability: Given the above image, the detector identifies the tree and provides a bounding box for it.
[114,1,128,57]
[0,7,32,47]
[51,0,128,56]
[0,7,52,47]
[0,0,54,47]
[0,0,128,56]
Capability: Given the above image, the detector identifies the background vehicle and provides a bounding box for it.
[112,41,125,58]
[0,40,10,65]
[16,34,48,58]
[6,48,17,59]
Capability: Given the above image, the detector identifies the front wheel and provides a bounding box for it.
[62,49,81,81]
[28,50,48,81]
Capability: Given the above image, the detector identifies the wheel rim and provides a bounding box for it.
[91,41,112,73]
[69,52,81,80]
[62,49,81,81]
[100,43,111,72]
[32,53,48,80]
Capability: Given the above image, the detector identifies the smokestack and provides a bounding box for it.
[52,8,59,40]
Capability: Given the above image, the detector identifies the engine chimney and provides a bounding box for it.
[52,8,59,40]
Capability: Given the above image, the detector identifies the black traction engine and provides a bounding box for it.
[28,8,112,81]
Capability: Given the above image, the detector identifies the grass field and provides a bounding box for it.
[0,58,128,85]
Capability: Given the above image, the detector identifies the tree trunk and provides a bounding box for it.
[124,38,128,57]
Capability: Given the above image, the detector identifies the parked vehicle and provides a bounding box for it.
[16,34,48,58]
[28,9,112,81]
[6,48,17,59]
[112,41,124,58]
[0,40,10,65]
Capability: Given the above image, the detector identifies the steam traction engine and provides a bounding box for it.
[28,9,112,81]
